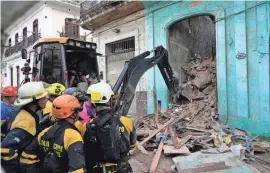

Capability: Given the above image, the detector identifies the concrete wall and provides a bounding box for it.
[89,10,147,115]
[143,1,270,136]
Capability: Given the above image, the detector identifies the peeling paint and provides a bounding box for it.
[189,0,203,8]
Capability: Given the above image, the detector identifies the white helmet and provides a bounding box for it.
[87,82,114,104]
[14,82,49,106]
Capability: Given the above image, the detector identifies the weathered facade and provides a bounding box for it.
[143,1,270,136]
[81,1,147,115]
[1,1,90,87]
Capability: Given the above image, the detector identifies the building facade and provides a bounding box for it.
[1,1,90,87]
[81,1,147,115]
[142,1,270,136]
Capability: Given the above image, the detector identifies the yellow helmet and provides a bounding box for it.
[47,83,66,96]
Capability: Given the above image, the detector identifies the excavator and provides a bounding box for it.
[20,37,178,117]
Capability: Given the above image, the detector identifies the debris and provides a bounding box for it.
[193,71,212,89]
[230,144,245,157]
[155,132,169,144]
[217,143,231,153]
[184,126,211,134]
[234,128,247,136]
[136,130,154,137]
[163,145,190,155]
[201,148,219,154]
[173,152,260,173]
[136,141,148,155]
[149,128,168,173]
[177,135,192,149]
[168,126,180,148]
[135,118,175,151]
[153,88,160,129]
[183,161,231,173]
[245,153,270,165]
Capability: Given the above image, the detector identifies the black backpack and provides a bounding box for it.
[86,112,122,163]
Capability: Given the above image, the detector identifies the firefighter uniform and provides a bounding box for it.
[0,82,49,173]
[21,120,86,173]
[20,95,86,173]
[1,107,42,172]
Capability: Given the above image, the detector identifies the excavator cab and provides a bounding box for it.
[21,38,100,89]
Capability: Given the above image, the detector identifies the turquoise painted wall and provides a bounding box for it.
[142,1,270,136]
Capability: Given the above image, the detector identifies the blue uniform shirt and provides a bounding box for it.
[1,102,14,120]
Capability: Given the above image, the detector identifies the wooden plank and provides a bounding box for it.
[136,141,148,155]
[177,135,192,149]
[153,87,160,129]
[140,118,174,146]
[185,126,211,133]
[168,126,179,148]
[149,129,167,173]
[137,130,154,136]
[163,145,190,155]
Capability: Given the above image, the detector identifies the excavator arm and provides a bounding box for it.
[112,46,178,117]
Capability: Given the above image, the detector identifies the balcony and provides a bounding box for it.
[4,34,39,58]
[80,1,144,30]
[59,32,86,41]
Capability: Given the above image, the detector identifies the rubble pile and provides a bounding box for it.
[132,56,270,173]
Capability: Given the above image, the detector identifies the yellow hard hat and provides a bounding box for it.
[47,83,66,96]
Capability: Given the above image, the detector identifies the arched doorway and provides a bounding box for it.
[168,15,217,128]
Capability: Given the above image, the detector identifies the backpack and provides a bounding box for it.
[86,112,122,163]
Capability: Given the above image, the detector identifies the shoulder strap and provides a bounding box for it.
[93,113,112,128]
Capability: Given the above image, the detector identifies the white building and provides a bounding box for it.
[81,1,147,115]
[1,1,90,87]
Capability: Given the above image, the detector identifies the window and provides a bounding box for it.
[15,33,19,44]
[16,66,20,87]
[23,27,27,40]
[65,18,79,37]
[42,43,63,84]
[10,66,13,86]
[8,38,11,47]
[33,19,38,40]
[105,36,135,56]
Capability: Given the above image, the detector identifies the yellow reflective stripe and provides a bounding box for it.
[21,152,37,159]
[20,158,39,165]
[0,148,10,154]
[105,163,117,166]
[69,168,84,173]
[2,152,18,161]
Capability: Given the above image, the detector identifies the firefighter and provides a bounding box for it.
[0,82,49,173]
[1,86,18,120]
[40,83,66,129]
[1,86,18,140]
[81,82,136,173]
[20,95,86,173]
[63,87,95,123]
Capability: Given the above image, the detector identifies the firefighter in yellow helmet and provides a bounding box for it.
[21,95,86,173]
[80,82,136,173]
[40,83,66,129]
[1,82,49,172]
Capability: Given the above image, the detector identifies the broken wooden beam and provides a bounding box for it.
[136,130,154,137]
[168,126,179,148]
[135,141,148,154]
[149,128,168,173]
[177,135,192,149]
[153,87,160,129]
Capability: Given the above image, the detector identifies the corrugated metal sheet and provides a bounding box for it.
[143,1,270,136]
